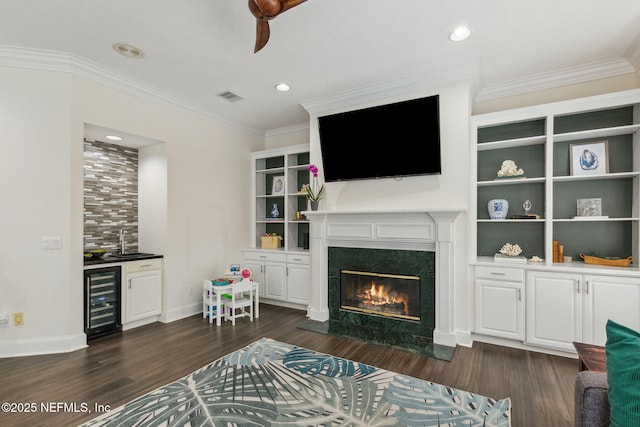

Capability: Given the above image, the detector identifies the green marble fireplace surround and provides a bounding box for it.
[299,244,454,359]
[303,209,463,356]
[328,247,436,340]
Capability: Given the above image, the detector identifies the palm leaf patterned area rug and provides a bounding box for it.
[80,337,511,427]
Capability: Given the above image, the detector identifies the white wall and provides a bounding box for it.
[0,66,263,357]
[265,125,310,150]
[0,67,84,356]
[139,143,167,257]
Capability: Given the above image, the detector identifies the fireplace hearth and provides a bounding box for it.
[341,270,420,321]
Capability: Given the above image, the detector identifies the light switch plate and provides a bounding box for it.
[42,236,62,249]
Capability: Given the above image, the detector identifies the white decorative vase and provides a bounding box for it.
[488,199,509,220]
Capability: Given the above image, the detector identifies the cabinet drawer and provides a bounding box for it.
[475,266,524,282]
[125,258,162,273]
[286,253,310,265]
[243,250,287,263]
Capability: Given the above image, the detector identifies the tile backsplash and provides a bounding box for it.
[83,140,138,254]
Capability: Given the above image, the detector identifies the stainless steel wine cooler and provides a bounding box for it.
[84,266,122,340]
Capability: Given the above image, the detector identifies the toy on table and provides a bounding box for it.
[240,267,253,282]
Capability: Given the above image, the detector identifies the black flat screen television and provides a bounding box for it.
[318,95,441,182]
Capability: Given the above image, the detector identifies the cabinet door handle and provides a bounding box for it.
[260,255,267,259]
[490,272,506,276]
[575,279,581,293]
[86,277,91,330]
[585,280,590,295]
[518,288,522,301]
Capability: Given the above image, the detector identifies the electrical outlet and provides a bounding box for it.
[188,287,194,296]
[13,312,24,326]
[0,313,8,327]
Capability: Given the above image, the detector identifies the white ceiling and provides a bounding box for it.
[2,0,640,136]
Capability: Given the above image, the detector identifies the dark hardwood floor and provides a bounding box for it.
[0,304,578,426]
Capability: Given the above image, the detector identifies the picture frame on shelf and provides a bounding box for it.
[575,198,607,218]
[271,175,285,195]
[569,140,609,176]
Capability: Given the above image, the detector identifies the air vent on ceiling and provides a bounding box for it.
[217,91,244,102]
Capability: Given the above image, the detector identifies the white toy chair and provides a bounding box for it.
[202,279,224,323]
[222,281,254,325]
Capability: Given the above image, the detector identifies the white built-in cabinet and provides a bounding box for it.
[525,271,640,350]
[525,271,583,351]
[585,275,640,344]
[123,258,163,328]
[244,144,312,310]
[475,266,525,341]
[471,89,640,354]
[243,251,287,300]
[286,253,311,305]
[242,250,310,307]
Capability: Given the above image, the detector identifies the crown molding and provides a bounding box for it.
[0,45,263,138]
[301,62,480,117]
[475,58,636,103]
[265,122,310,138]
[625,33,640,71]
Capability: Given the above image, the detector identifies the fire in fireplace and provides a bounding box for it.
[340,270,421,321]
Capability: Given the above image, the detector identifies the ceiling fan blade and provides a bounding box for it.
[279,0,307,13]
[254,20,270,53]
[249,0,308,53]
[249,0,268,18]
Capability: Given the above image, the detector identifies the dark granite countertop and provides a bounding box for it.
[83,253,163,267]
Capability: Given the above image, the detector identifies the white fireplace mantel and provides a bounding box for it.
[304,209,463,347]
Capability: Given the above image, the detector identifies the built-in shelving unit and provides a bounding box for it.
[471,89,640,265]
[471,90,640,353]
[252,143,311,252]
[244,144,312,310]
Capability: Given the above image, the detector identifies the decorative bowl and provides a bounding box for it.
[85,249,107,259]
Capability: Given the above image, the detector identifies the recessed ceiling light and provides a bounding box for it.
[449,26,471,42]
[112,43,145,59]
[105,135,123,141]
[275,83,290,92]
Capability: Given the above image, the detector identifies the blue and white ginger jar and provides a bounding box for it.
[488,199,509,220]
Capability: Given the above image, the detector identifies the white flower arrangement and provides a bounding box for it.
[499,243,523,257]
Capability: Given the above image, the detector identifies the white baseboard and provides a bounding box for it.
[432,329,472,348]
[0,333,87,358]
[433,329,457,347]
[471,333,578,359]
[122,315,162,331]
[259,298,307,312]
[161,303,201,323]
[455,330,473,348]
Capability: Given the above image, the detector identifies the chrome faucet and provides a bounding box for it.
[119,229,126,254]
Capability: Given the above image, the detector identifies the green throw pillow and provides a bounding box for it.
[605,319,640,427]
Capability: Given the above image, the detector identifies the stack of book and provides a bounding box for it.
[511,214,540,219]
[553,240,564,262]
